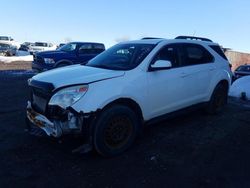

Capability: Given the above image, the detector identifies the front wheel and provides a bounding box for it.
[93,105,140,157]
[206,84,228,114]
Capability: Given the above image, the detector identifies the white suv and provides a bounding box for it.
[26,36,232,156]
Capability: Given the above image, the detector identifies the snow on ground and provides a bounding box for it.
[16,50,30,56]
[0,50,33,63]
[229,76,250,100]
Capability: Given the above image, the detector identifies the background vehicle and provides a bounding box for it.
[0,36,20,49]
[0,43,17,56]
[32,42,105,72]
[233,65,250,80]
[27,36,232,156]
[29,42,57,54]
[57,43,66,49]
[0,36,14,42]
[19,42,34,51]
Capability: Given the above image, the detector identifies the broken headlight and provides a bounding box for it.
[49,85,88,109]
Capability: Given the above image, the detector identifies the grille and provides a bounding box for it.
[31,87,51,114]
[33,54,44,64]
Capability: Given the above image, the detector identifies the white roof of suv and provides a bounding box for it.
[123,36,219,46]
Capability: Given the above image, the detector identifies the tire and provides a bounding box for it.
[93,105,139,157]
[206,83,228,114]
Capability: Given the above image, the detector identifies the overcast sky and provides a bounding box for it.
[1,0,250,52]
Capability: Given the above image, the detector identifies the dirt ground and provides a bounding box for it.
[0,71,250,188]
[0,61,31,70]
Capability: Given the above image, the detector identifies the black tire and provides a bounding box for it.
[93,105,139,157]
[206,84,228,114]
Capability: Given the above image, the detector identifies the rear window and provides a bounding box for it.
[35,42,48,47]
[210,45,228,60]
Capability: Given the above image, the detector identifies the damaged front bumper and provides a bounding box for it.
[26,101,84,137]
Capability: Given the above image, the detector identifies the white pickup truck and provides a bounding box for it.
[0,36,20,49]
[29,42,57,54]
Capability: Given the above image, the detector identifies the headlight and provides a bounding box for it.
[44,58,55,64]
[49,85,88,109]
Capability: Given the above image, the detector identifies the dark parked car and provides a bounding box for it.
[19,44,30,51]
[32,42,105,72]
[234,65,250,80]
[0,43,17,56]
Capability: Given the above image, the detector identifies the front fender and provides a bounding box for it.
[71,72,148,119]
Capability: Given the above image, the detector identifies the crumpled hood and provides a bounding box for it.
[32,65,125,89]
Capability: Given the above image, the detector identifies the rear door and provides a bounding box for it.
[77,43,96,64]
[178,43,215,104]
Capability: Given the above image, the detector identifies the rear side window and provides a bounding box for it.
[93,44,105,53]
[183,44,214,66]
[79,44,105,54]
[210,45,228,60]
[79,44,93,54]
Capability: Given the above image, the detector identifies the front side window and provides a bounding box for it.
[86,43,155,70]
[152,44,180,68]
[183,44,214,66]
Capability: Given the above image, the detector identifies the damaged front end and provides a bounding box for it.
[26,79,92,138]
[27,101,85,137]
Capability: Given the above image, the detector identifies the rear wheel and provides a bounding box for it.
[93,105,139,157]
[206,83,228,114]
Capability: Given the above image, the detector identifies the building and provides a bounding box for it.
[225,50,250,71]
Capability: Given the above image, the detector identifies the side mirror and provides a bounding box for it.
[150,60,172,71]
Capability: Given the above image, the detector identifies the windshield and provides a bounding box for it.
[86,43,155,70]
[59,43,77,52]
[0,36,9,41]
[236,66,250,72]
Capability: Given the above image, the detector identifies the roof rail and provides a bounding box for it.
[141,37,163,40]
[175,36,213,42]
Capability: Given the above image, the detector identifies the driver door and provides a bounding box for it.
[146,44,189,118]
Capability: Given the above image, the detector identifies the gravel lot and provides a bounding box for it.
[0,71,250,188]
[0,61,31,70]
